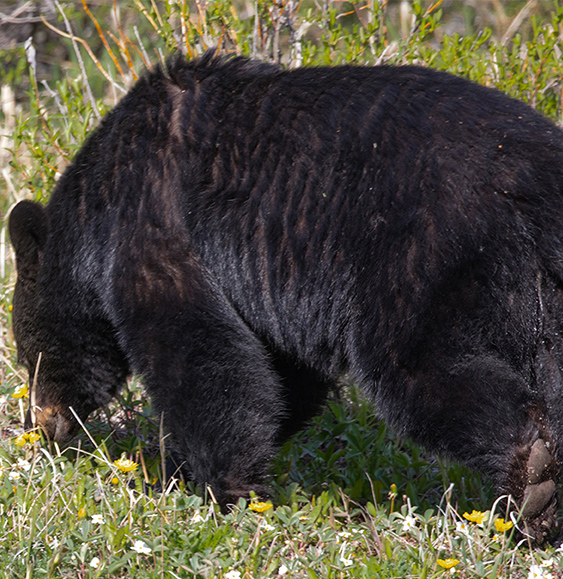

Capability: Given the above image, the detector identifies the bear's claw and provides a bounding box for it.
[518,437,559,546]
[521,480,556,519]
[526,439,554,485]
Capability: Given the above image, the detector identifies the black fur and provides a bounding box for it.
[9,52,563,542]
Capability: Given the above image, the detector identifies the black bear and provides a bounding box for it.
[9,52,563,545]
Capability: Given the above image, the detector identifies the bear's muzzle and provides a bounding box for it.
[24,404,79,444]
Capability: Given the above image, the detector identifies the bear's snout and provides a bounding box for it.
[24,405,78,444]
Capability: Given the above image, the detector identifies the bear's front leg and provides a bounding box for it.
[131,302,283,507]
[110,250,285,509]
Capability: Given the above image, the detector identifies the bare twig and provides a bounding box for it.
[40,15,127,95]
[30,351,42,428]
[502,0,537,46]
[54,0,101,121]
[0,1,42,24]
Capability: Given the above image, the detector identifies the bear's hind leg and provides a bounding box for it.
[379,354,559,545]
[513,434,559,544]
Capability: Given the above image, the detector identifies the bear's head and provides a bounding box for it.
[9,200,129,444]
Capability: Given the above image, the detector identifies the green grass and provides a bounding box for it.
[0,366,561,577]
[1,1,563,577]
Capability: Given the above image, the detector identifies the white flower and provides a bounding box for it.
[131,539,151,554]
[278,564,289,575]
[225,571,241,579]
[191,509,212,523]
[90,557,100,568]
[541,559,554,568]
[402,515,417,532]
[337,531,352,541]
[528,565,553,579]
[17,458,31,471]
[91,514,105,524]
[48,537,60,550]
[455,521,469,535]
[340,555,353,567]
[8,470,21,481]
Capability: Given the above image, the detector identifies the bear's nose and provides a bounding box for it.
[24,405,77,444]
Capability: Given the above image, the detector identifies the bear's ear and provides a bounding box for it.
[9,201,49,275]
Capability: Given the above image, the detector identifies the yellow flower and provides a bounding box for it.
[14,431,41,446]
[111,477,119,485]
[77,507,86,519]
[463,510,487,525]
[437,559,460,569]
[113,456,138,473]
[14,434,27,446]
[494,518,513,533]
[248,501,273,513]
[12,384,28,399]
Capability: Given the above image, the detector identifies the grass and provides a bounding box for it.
[1,1,563,577]
[0,369,561,578]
